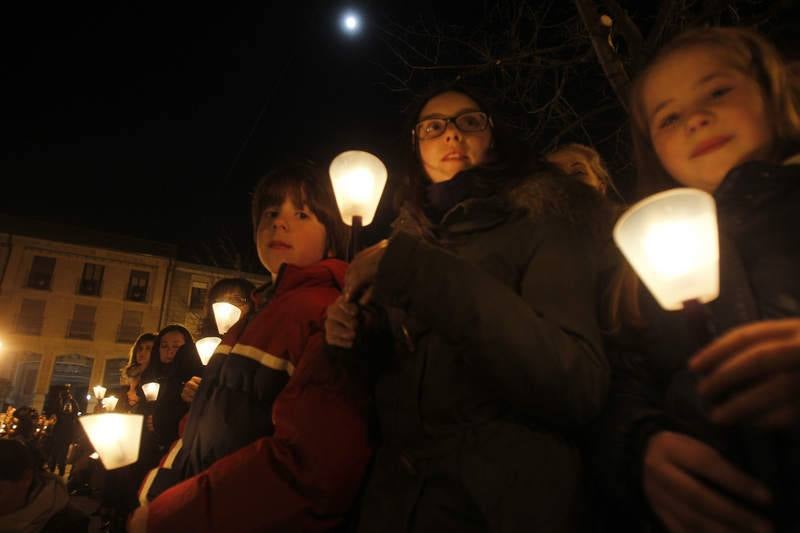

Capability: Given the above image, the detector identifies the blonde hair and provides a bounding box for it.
[547,143,613,194]
[630,27,800,196]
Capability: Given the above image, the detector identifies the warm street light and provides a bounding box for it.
[93,385,107,401]
[196,336,222,366]
[142,382,160,402]
[613,188,719,311]
[101,396,119,411]
[329,150,387,259]
[212,302,241,335]
[79,413,143,469]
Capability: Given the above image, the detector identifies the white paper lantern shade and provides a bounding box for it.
[328,150,388,226]
[196,336,222,366]
[93,385,107,400]
[141,382,160,402]
[101,396,119,411]
[79,413,143,470]
[613,188,720,311]
[212,302,241,335]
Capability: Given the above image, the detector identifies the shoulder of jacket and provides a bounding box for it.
[507,171,617,242]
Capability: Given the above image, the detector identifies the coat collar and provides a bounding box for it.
[714,156,800,213]
[252,259,346,310]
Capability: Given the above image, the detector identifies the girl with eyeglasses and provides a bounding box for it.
[325,84,614,532]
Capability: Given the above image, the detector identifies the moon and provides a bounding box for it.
[341,11,361,34]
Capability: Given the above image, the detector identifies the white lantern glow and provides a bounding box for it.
[212,302,241,335]
[93,385,107,400]
[613,188,720,311]
[329,150,387,226]
[142,382,160,402]
[196,336,222,366]
[79,413,143,470]
[101,396,119,411]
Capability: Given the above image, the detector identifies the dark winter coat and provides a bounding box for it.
[599,157,800,530]
[356,167,611,533]
[52,394,78,440]
[141,343,204,453]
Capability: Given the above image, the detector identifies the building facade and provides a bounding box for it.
[0,217,267,412]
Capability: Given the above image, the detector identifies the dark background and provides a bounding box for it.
[1,1,426,269]
[1,1,797,271]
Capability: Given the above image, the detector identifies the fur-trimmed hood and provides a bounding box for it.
[392,168,616,250]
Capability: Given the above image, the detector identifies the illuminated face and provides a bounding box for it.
[159,331,186,364]
[136,340,153,367]
[643,46,773,192]
[256,196,328,279]
[417,91,493,183]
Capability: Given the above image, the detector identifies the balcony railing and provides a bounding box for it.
[14,314,43,335]
[116,323,142,344]
[66,319,95,340]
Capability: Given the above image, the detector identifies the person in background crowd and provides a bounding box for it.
[96,333,157,532]
[140,325,202,459]
[180,278,256,405]
[117,333,158,414]
[47,385,78,477]
[0,439,88,532]
[546,142,613,195]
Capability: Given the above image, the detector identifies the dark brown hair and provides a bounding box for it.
[399,82,537,210]
[251,162,348,260]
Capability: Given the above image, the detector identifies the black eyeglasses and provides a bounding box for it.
[413,111,492,140]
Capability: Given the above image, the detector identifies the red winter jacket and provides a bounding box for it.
[140,259,371,532]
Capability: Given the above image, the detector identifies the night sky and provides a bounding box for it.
[2,1,796,270]
[1,1,432,268]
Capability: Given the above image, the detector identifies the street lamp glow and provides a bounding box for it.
[196,337,222,366]
[212,302,241,335]
[613,188,719,311]
[329,150,387,226]
[79,413,143,469]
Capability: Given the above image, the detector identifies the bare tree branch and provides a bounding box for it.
[575,0,631,110]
